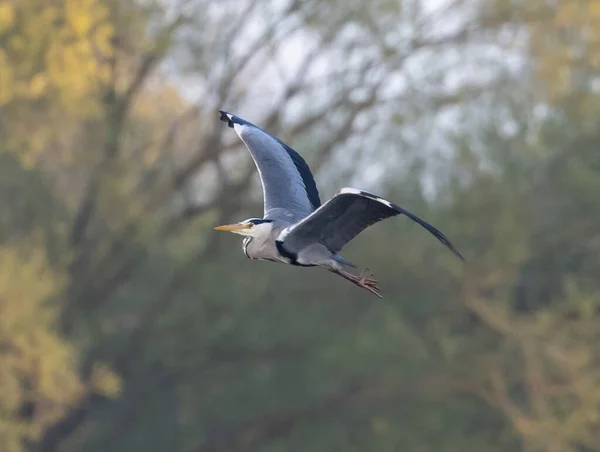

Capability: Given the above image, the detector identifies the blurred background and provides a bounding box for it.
[1,0,600,451]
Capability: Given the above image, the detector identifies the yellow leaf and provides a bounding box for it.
[95,23,114,56]
[0,2,14,31]
[0,51,13,105]
[28,74,47,98]
[68,7,92,36]
[90,363,122,398]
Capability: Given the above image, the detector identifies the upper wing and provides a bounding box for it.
[279,188,464,260]
[219,110,320,218]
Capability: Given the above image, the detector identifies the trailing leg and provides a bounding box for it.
[326,266,382,299]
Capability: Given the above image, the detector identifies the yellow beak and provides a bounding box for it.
[214,223,249,232]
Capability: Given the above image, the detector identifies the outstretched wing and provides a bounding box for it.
[279,188,464,260]
[219,110,320,219]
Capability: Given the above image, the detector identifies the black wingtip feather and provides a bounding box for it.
[218,110,234,128]
[341,189,464,261]
[398,208,464,261]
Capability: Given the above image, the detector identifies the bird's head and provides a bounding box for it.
[214,218,274,238]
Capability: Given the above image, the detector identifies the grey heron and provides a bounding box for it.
[214,110,464,298]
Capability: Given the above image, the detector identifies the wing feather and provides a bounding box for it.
[219,110,320,218]
[279,188,464,260]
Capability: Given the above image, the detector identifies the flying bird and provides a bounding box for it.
[214,110,464,298]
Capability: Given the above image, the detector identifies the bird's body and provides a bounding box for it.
[215,110,464,298]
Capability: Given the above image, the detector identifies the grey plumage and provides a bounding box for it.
[220,111,319,221]
[215,110,464,298]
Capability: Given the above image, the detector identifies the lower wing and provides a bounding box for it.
[279,188,464,260]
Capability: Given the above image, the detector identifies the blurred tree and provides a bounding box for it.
[0,0,114,169]
[485,0,600,120]
[531,0,600,111]
[0,243,81,452]
[3,0,600,451]
[0,0,113,109]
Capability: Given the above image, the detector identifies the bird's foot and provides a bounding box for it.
[357,269,381,299]
[328,267,382,299]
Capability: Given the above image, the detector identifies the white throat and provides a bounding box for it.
[236,222,274,241]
